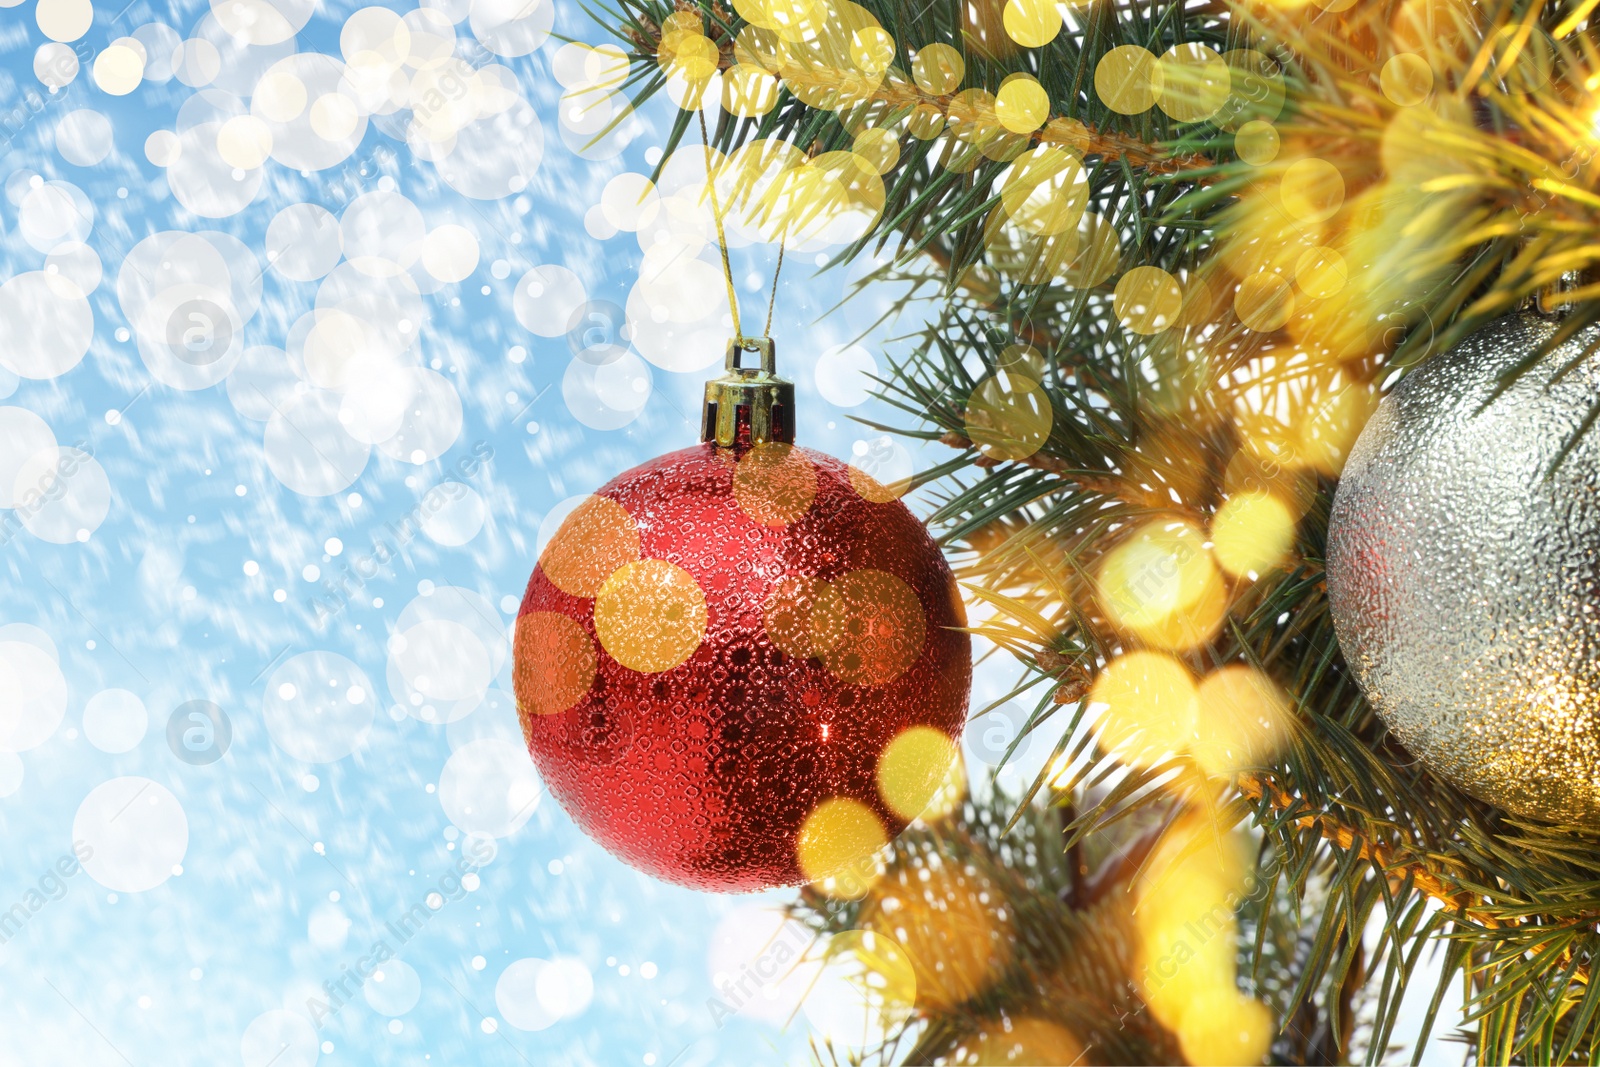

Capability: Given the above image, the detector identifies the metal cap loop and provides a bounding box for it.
[701,337,794,449]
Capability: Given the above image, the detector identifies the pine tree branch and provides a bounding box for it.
[621,13,1212,174]
[1235,771,1491,927]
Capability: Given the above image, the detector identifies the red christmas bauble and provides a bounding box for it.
[513,442,971,892]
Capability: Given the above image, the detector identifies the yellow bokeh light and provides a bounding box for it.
[724,63,782,118]
[1279,157,1345,223]
[796,796,888,885]
[859,859,1010,1009]
[1139,815,1252,904]
[1001,0,1061,48]
[1297,380,1377,476]
[1234,272,1295,332]
[1294,245,1348,298]
[93,41,145,96]
[734,442,818,527]
[1224,447,1316,518]
[1192,665,1292,778]
[876,725,960,821]
[216,115,274,170]
[1096,519,1227,651]
[1155,43,1229,123]
[1381,53,1434,106]
[593,559,708,673]
[1178,273,1217,329]
[512,612,597,717]
[1235,120,1280,166]
[255,69,309,123]
[1095,45,1160,115]
[811,568,927,685]
[659,30,719,84]
[539,495,641,597]
[1090,650,1199,768]
[995,74,1050,134]
[849,461,911,503]
[735,24,787,73]
[1134,818,1255,1032]
[660,8,704,35]
[996,342,1046,381]
[310,92,360,142]
[770,0,890,113]
[908,103,945,140]
[964,371,1053,461]
[983,212,1079,285]
[912,42,964,95]
[852,127,902,175]
[1177,990,1275,1067]
[1062,211,1121,288]
[1138,906,1239,1031]
[1114,266,1184,335]
[751,147,887,246]
[969,1018,1086,1065]
[1210,491,1296,578]
[849,25,896,75]
[998,146,1087,236]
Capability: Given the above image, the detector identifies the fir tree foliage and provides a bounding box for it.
[589,0,1600,1062]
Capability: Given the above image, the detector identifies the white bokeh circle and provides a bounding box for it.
[0,406,58,509]
[513,265,585,337]
[364,958,423,1016]
[495,959,554,1031]
[388,586,507,723]
[167,120,265,218]
[816,344,878,408]
[11,446,113,543]
[495,956,593,1031]
[0,751,21,798]
[267,204,343,282]
[55,109,114,166]
[438,738,540,838]
[419,482,486,546]
[0,640,67,751]
[374,368,462,465]
[83,689,149,754]
[562,351,651,430]
[263,651,377,762]
[240,1010,318,1067]
[0,271,92,380]
[73,776,189,892]
[434,98,544,200]
[264,389,371,496]
[470,0,554,57]
[210,0,316,45]
[445,689,523,751]
[45,242,102,296]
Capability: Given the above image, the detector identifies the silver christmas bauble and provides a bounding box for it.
[1327,313,1600,827]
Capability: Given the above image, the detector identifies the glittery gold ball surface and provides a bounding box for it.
[516,443,972,891]
[1327,314,1600,826]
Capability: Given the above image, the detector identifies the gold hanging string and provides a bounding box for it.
[698,107,788,345]
[697,107,744,341]
[764,238,785,339]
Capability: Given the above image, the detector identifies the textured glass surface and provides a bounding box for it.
[1328,313,1600,825]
